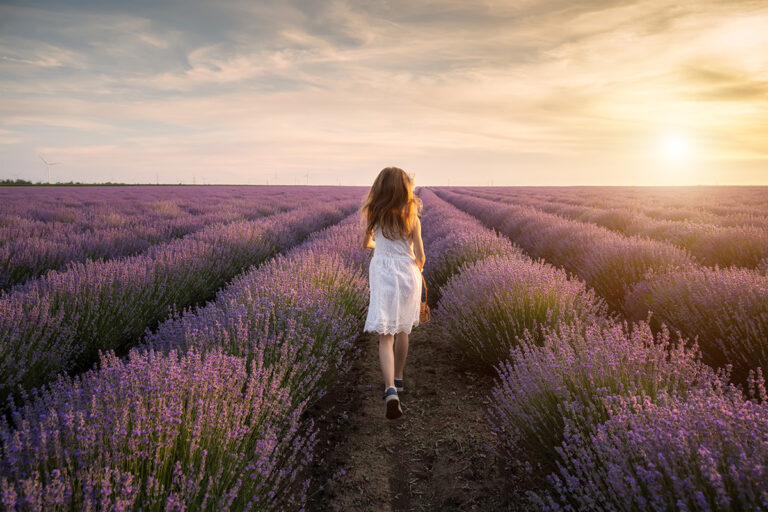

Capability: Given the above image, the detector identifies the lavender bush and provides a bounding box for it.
[573,234,693,310]
[144,222,369,408]
[302,215,374,273]
[0,348,314,511]
[688,224,768,268]
[488,320,722,475]
[624,265,768,381]
[425,230,521,305]
[418,189,522,305]
[434,255,609,367]
[532,381,768,511]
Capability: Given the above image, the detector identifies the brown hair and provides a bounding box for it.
[362,166,422,240]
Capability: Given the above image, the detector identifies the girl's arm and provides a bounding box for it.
[363,228,375,249]
[412,216,425,271]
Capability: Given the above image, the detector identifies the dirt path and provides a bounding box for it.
[305,326,531,511]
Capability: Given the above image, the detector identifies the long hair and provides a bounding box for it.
[362,166,422,240]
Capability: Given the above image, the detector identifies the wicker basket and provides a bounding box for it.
[419,274,430,323]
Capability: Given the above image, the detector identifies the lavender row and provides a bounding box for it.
[0,186,363,288]
[1,349,312,511]
[433,188,692,311]
[491,319,768,510]
[418,188,610,367]
[0,212,372,511]
[0,185,363,237]
[419,191,704,453]
[0,186,289,244]
[419,189,524,306]
[419,190,768,509]
[435,188,768,381]
[469,186,768,231]
[418,191,685,468]
[532,378,768,511]
[456,185,768,226]
[488,320,724,473]
[142,213,372,408]
[624,265,768,380]
[460,187,768,268]
[0,197,360,404]
[0,198,277,290]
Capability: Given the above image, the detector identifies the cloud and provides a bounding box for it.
[0,39,86,69]
[680,63,768,101]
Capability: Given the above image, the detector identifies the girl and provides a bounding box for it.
[362,166,425,420]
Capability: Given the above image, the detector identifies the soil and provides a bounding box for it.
[304,326,533,511]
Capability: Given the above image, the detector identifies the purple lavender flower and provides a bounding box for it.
[433,255,609,367]
[532,382,768,511]
[0,193,362,402]
[0,348,310,511]
[0,207,372,511]
[487,319,722,475]
[624,265,768,381]
[433,188,692,311]
[457,187,768,268]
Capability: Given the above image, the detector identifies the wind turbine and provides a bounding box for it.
[38,154,60,184]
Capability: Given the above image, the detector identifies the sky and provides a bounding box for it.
[1,0,767,186]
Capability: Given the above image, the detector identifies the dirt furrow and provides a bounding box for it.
[306,327,529,511]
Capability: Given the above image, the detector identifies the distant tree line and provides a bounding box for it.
[0,179,333,187]
[0,179,208,186]
[0,179,136,186]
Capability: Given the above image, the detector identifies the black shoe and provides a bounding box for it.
[394,378,404,392]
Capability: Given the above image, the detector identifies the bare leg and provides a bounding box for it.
[379,334,395,390]
[394,332,409,380]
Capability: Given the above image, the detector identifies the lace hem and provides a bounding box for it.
[364,321,420,335]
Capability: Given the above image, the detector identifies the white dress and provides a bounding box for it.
[364,225,422,335]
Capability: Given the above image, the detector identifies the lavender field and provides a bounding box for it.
[1,185,767,511]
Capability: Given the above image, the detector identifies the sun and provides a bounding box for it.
[661,133,691,160]
[651,131,697,184]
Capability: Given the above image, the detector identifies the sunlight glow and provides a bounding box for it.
[662,134,692,160]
